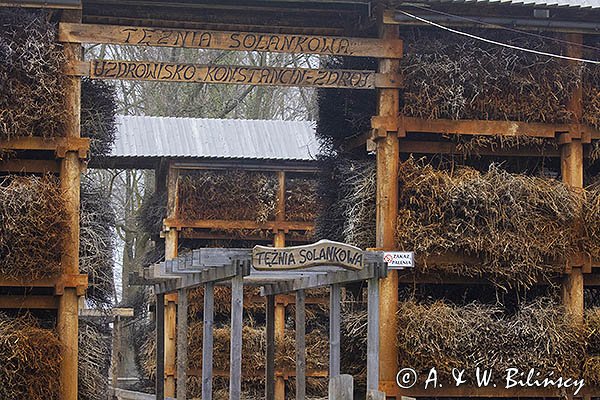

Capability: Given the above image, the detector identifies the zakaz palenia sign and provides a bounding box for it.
[252,240,364,271]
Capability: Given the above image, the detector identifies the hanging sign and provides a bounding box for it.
[383,251,414,269]
[252,239,364,271]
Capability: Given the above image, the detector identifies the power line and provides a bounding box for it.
[405,4,600,53]
[398,9,600,64]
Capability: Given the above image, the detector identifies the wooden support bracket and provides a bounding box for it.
[55,274,88,296]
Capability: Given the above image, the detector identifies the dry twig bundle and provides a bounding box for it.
[396,158,580,287]
[285,177,319,222]
[80,176,115,305]
[394,299,586,379]
[0,8,67,139]
[81,78,117,157]
[178,170,277,222]
[0,175,67,279]
[0,313,62,400]
[137,190,167,236]
[584,182,600,260]
[79,320,111,400]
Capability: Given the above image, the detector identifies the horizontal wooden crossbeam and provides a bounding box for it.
[67,60,401,89]
[0,159,61,173]
[59,22,403,58]
[0,295,59,309]
[0,274,88,295]
[163,218,313,232]
[187,368,328,378]
[0,137,90,158]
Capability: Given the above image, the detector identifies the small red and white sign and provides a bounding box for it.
[383,252,414,269]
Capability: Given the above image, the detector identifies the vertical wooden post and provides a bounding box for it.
[266,295,276,400]
[561,33,585,326]
[229,270,244,400]
[202,282,215,400]
[295,290,306,400]
[111,315,122,389]
[328,374,353,400]
[367,276,380,392]
[329,283,341,378]
[58,9,82,400]
[176,288,188,400]
[274,171,286,400]
[165,164,179,397]
[156,293,166,400]
[376,17,401,393]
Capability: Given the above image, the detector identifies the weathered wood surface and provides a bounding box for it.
[266,295,276,400]
[163,218,312,231]
[202,282,215,400]
[295,290,306,400]
[366,277,380,392]
[176,288,188,400]
[73,60,401,89]
[59,22,403,58]
[156,293,165,400]
[253,239,364,271]
[328,375,353,400]
[113,388,157,400]
[329,284,341,378]
[0,295,59,309]
[229,272,244,400]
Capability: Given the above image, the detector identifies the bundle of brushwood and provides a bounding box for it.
[178,170,277,222]
[315,156,376,249]
[583,40,600,130]
[81,78,117,157]
[0,175,67,279]
[80,176,115,305]
[396,299,585,379]
[79,320,111,400]
[137,190,167,236]
[396,158,581,287]
[585,307,600,386]
[0,8,66,139]
[584,182,600,260]
[0,313,62,400]
[401,29,579,123]
[285,176,319,222]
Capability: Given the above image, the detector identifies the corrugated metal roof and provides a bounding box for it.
[418,0,600,8]
[110,115,319,161]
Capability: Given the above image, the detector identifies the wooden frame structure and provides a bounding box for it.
[143,246,387,400]
[5,1,598,399]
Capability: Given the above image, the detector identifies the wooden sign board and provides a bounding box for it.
[83,60,401,89]
[59,23,403,59]
[253,240,364,271]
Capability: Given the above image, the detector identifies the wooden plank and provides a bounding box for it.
[75,60,401,89]
[113,388,156,400]
[164,295,177,396]
[187,368,328,378]
[164,218,313,231]
[202,282,215,400]
[366,276,380,392]
[0,159,61,173]
[176,288,188,400]
[328,374,353,400]
[329,283,341,378]
[79,307,134,318]
[403,116,600,140]
[366,390,386,400]
[229,271,244,400]
[59,22,403,58]
[266,295,276,400]
[376,21,401,393]
[156,293,165,400]
[0,136,89,157]
[0,295,58,309]
[295,290,306,400]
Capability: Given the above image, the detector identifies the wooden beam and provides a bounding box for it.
[366,276,379,392]
[156,293,165,400]
[295,290,306,400]
[376,19,401,392]
[176,288,188,400]
[402,116,599,140]
[329,283,341,378]
[0,295,58,309]
[164,218,313,232]
[187,368,328,378]
[202,282,215,400]
[0,159,61,173]
[164,295,176,396]
[59,22,403,58]
[229,272,244,400]
[0,136,89,158]
[71,60,402,89]
[266,295,276,400]
[329,375,353,400]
